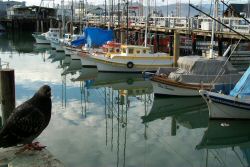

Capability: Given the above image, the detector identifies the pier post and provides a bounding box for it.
[50,19,53,28]
[41,20,44,33]
[218,36,223,56]
[192,33,196,54]
[173,31,180,67]
[36,20,39,32]
[169,35,173,56]
[0,69,15,125]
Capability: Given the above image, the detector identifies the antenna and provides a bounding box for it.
[176,0,181,16]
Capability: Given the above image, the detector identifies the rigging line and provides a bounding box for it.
[189,4,250,41]
[210,38,241,88]
[94,88,126,124]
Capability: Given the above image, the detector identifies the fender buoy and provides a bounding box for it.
[127,62,134,69]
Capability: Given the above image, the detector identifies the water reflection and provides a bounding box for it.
[142,96,208,129]
[1,31,250,167]
[0,31,35,53]
[197,120,250,166]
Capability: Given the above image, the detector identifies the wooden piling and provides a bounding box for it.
[41,20,44,33]
[0,69,15,125]
[218,36,223,56]
[192,33,196,54]
[36,20,39,32]
[173,31,180,67]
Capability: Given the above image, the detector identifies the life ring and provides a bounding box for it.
[127,62,134,69]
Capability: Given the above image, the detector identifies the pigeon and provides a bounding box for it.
[0,85,52,149]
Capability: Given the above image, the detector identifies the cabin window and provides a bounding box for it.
[128,48,133,54]
[116,48,120,53]
[136,50,140,54]
[143,50,146,53]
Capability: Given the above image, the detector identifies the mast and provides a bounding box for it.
[61,0,65,35]
[209,0,216,59]
[144,0,149,47]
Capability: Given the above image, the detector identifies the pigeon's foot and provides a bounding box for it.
[26,142,46,151]
[15,142,46,154]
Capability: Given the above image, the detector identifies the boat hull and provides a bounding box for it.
[151,80,201,96]
[91,54,173,73]
[200,91,250,119]
[32,34,50,44]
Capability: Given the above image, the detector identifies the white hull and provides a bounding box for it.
[35,37,50,44]
[200,90,250,119]
[208,100,250,119]
[151,81,200,96]
[32,33,50,44]
[80,56,96,68]
[91,54,173,72]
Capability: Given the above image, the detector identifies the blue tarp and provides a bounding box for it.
[70,27,114,47]
[71,36,86,47]
[230,66,250,97]
[84,27,114,47]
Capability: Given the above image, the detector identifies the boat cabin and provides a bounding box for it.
[120,45,152,56]
[102,41,121,54]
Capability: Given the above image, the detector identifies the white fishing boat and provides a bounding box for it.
[44,28,60,49]
[32,32,50,44]
[90,44,173,72]
[200,66,250,119]
[151,56,241,96]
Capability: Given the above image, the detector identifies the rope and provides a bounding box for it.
[210,38,241,90]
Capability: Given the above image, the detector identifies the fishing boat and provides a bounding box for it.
[44,28,60,49]
[200,66,250,119]
[76,27,115,68]
[151,56,241,96]
[32,32,50,44]
[90,44,173,73]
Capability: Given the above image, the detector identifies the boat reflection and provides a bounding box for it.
[142,96,209,129]
[70,70,153,166]
[33,43,51,53]
[197,120,250,166]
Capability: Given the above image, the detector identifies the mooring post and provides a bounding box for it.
[0,69,15,125]
[173,31,180,67]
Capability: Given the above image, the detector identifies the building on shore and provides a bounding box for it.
[0,0,25,19]
[223,3,250,17]
[7,5,57,20]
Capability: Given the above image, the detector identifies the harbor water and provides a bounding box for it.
[0,32,250,167]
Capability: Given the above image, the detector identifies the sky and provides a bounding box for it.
[8,0,249,7]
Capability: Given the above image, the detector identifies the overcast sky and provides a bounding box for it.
[11,0,249,7]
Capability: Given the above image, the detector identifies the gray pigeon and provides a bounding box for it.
[0,85,52,148]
